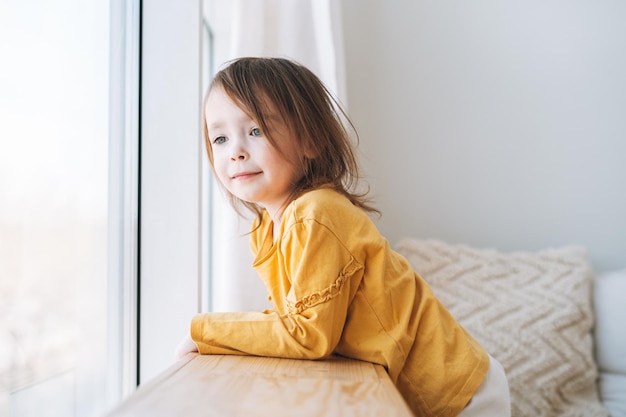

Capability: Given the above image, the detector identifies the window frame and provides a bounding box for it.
[108,0,141,398]
[139,0,208,384]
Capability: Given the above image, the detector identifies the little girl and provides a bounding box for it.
[176,57,510,417]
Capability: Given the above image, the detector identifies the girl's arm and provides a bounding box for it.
[190,221,362,359]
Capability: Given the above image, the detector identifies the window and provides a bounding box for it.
[0,1,139,415]
[1,2,214,414]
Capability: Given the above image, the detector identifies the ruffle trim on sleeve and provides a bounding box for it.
[286,257,363,315]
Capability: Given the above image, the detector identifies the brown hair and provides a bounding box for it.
[203,57,379,220]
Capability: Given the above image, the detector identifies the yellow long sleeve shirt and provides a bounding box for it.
[191,188,489,416]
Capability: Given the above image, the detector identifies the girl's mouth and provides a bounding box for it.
[232,171,261,180]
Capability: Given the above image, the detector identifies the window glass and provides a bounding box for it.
[0,1,126,416]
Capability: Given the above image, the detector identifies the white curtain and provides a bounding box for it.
[207,0,347,312]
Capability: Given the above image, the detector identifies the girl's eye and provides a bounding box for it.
[250,127,262,137]
[213,136,227,145]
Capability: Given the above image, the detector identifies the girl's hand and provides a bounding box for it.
[174,332,198,360]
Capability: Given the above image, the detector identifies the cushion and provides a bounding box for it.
[595,269,626,417]
[395,238,608,417]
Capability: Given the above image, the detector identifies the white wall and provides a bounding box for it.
[340,1,626,271]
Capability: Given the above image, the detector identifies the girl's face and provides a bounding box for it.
[205,87,302,220]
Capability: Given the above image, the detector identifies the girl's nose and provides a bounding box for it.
[229,135,249,161]
[230,147,249,161]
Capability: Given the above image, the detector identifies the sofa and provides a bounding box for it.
[394,238,626,417]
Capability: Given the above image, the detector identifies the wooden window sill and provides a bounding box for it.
[106,354,414,417]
